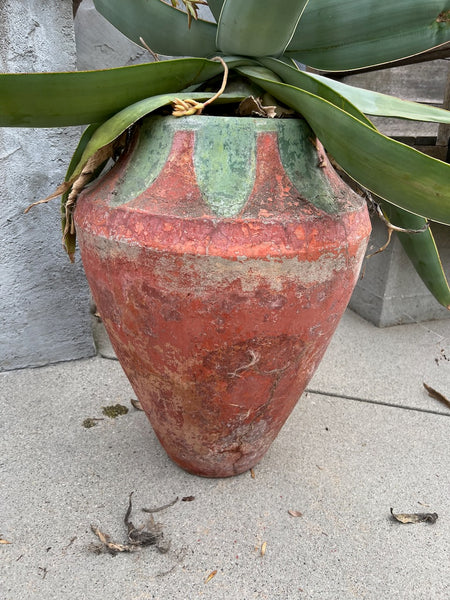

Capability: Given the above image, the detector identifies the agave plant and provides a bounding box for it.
[1,0,450,307]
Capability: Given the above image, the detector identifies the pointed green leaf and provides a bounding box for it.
[68,92,243,183]
[216,0,310,57]
[380,203,450,309]
[301,70,450,124]
[93,0,217,57]
[237,65,450,225]
[288,0,450,71]
[0,58,226,127]
[258,59,375,128]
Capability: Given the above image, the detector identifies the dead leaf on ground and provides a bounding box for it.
[0,537,12,545]
[288,510,303,518]
[90,492,169,556]
[181,496,195,502]
[260,541,267,556]
[250,468,256,479]
[390,508,438,524]
[204,569,217,584]
[423,383,450,410]
[130,398,144,411]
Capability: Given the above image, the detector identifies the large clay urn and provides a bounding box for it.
[75,115,371,477]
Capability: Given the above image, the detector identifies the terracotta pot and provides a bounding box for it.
[75,115,371,477]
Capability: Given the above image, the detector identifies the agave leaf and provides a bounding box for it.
[238,65,450,226]
[258,59,375,128]
[93,0,217,57]
[70,92,242,182]
[298,69,450,124]
[379,203,450,309]
[216,0,310,58]
[0,58,227,127]
[288,0,450,71]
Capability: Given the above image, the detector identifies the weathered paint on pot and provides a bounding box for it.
[75,115,371,477]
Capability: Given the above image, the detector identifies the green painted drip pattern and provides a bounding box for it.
[194,118,256,217]
[110,115,342,217]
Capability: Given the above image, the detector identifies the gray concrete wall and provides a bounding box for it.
[74,0,149,70]
[0,0,94,370]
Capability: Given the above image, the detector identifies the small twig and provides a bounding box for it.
[62,536,77,553]
[142,497,179,513]
[365,228,393,259]
[375,203,429,234]
[139,37,160,61]
[423,382,450,410]
[365,202,429,259]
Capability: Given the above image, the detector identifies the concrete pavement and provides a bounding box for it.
[1,309,449,599]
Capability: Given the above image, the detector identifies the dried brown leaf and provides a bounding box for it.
[204,570,217,584]
[24,182,72,214]
[423,383,450,410]
[250,468,256,479]
[181,496,195,502]
[260,541,267,556]
[142,497,179,513]
[237,96,277,119]
[288,510,303,518]
[0,538,12,545]
[90,525,133,555]
[390,508,438,524]
[130,398,144,411]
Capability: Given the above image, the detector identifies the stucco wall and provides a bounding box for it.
[0,0,94,370]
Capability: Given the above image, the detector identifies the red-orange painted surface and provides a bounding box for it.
[75,115,371,477]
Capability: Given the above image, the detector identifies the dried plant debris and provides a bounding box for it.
[390,508,438,524]
[130,398,144,411]
[90,493,169,556]
[82,418,104,428]
[0,536,12,545]
[62,536,77,553]
[434,347,449,365]
[102,404,129,418]
[204,570,218,584]
[423,383,450,410]
[237,96,277,118]
[288,510,303,518]
[142,497,179,513]
[181,496,195,502]
[38,567,48,579]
